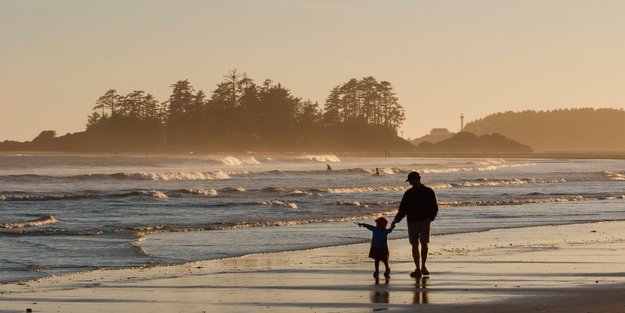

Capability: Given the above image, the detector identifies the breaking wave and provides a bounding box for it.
[300,155,341,163]
[181,188,218,197]
[128,210,399,235]
[0,170,233,181]
[440,194,625,207]
[453,178,566,187]
[0,193,96,201]
[260,199,298,209]
[139,190,168,199]
[117,170,230,181]
[213,156,261,166]
[220,186,247,193]
[336,200,369,208]
[321,185,408,194]
[0,215,57,229]
[603,171,625,181]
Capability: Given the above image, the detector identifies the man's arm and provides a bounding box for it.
[429,189,438,221]
[392,191,409,226]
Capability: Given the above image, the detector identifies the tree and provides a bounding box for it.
[166,80,195,119]
[94,89,120,118]
[322,77,405,132]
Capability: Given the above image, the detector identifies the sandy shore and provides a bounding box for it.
[2,221,625,312]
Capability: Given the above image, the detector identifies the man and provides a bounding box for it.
[391,171,438,278]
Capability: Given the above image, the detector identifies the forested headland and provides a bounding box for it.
[463,108,625,151]
[0,71,414,153]
[416,132,533,153]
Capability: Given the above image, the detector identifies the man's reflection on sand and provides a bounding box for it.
[370,277,390,311]
[413,277,429,304]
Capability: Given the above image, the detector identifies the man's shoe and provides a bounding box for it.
[421,268,430,275]
[410,270,422,278]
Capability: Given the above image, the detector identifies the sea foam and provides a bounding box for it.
[0,215,57,229]
[123,170,230,181]
[301,155,341,163]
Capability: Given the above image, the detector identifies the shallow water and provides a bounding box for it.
[1,154,624,282]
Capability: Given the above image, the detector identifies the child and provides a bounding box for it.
[357,216,395,278]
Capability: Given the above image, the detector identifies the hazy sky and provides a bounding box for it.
[2,0,625,141]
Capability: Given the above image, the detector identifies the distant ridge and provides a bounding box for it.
[463,108,625,152]
[416,132,533,153]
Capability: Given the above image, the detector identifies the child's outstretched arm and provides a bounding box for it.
[357,223,375,231]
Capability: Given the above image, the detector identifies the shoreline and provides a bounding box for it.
[2,221,625,312]
[3,218,624,286]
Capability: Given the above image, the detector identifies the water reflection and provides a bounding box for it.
[413,277,429,304]
[370,277,390,311]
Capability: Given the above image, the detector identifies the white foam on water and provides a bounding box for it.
[335,200,368,208]
[0,215,57,229]
[260,199,298,209]
[125,170,230,181]
[220,186,247,192]
[140,190,168,199]
[300,155,341,163]
[455,178,566,187]
[183,188,218,196]
[603,171,625,181]
[217,156,262,166]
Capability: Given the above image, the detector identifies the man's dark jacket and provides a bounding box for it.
[394,185,438,224]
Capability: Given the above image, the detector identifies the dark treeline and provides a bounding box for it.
[463,108,625,151]
[2,71,413,153]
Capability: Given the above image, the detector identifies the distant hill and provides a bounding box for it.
[463,108,625,152]
[416,132,533,153]
[410,128,455,145]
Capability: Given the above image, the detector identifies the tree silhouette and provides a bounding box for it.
[76,70,411,152]
[322,77,404,132]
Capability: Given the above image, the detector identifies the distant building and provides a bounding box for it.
[430,128,450,136]
[411,128,455,146]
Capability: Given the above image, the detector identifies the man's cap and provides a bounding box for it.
[406,171,421,182]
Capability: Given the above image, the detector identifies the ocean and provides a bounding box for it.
[1,154,624,283]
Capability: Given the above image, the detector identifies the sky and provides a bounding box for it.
[2,0,625,141]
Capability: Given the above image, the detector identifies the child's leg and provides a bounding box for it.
[382,259,390,271]
[383,259,391,277]
[373,259,380,277]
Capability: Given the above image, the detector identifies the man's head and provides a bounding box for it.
[406,171,421,185]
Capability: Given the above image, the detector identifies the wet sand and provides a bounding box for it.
[1,221,625,312]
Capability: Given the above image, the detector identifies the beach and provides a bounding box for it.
[2,221,625,312]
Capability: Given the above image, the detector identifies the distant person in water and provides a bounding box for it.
[357,217,395,279]
[391,171,438,278]
[327,164,332,171]
[373,168,381,176]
